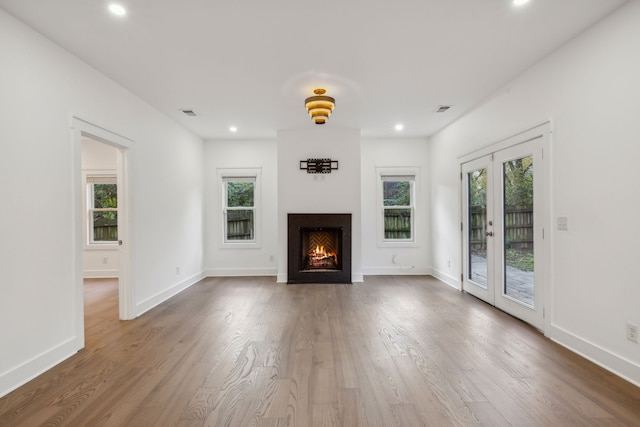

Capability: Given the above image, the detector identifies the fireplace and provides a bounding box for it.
[287,213,352,284]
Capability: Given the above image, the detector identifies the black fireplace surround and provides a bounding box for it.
[287,213,352,284]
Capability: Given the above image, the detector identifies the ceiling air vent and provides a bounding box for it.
[434,105,452,113]
[180,109,198,117]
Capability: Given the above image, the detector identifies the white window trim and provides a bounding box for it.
[218,168,262,248]
[84,171,118,249]
[376,166,420,248]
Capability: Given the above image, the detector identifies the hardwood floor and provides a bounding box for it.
[1,276,639,426]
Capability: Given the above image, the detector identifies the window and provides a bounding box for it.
[377,167,418,246]
[222,175,257,243]
[87,175,118,244]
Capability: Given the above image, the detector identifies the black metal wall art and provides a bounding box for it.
[300,158,339,174]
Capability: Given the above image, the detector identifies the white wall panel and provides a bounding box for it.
[203,139,278,276]
[277,128,362,282]
[429,1,640,385]
[361,138,431,275]
[0,9,204,396]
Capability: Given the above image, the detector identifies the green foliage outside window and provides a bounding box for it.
[225,180,255,241]
[383,181,410,206]
[503,156,533,210]
[383,180,412,239]
[468,158,533,210]
[92,183,118,241]
[227,182,254,207]
[469,169,486,207]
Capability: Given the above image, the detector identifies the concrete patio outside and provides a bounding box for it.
[469,255,534,306]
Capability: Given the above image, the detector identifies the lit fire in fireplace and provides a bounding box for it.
[306,245,337,269]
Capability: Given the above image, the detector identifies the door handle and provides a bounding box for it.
[485,231,493,237]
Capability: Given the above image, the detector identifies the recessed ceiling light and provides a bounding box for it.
[394,124,404,131]
[108,3,127,16]
[229,126,238,133]
[513,0,530,6]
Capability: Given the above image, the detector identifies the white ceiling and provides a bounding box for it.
[0,0,627,139]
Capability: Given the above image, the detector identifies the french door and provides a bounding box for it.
[462,130,547,330]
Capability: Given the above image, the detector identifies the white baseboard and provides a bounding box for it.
[0,336,81,398]
[205,267,278,277]
[83,269,118,279]
[430,268,461,290]
[135,271,205,317]
[548,324,640,388]
[361,266,430,276]
[351,272,364,282]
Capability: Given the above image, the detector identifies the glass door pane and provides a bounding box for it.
[462,155,494,305]
[502,156,534,306]
[469,169,488,288]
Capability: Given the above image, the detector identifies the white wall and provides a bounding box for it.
[205,134,430,281]
[277,128,362,282]
[204,139,278,276]
[81,138,119,278]
[429,1,640,385]
[361,138,431,275]
[0,9,204,396]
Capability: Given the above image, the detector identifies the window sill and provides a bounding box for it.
[377,240,419,248]
[220,241,262,249]
[84,243,119,251]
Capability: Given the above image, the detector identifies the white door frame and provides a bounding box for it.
[71,116,135,349]
[460,122,551,331]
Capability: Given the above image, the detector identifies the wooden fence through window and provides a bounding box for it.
[384,210,412,239]
[470,206,533,250]
[227,218,253,240]
[93,225,118,242]
[91,212,533,246]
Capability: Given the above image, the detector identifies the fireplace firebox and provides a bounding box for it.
[288,213,352,284]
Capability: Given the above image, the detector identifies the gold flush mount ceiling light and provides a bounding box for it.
[305,88,335,125]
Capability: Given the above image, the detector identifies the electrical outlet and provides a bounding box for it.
[627,323,638,343]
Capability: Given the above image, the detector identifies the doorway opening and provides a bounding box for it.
[81,137,120,326]
[460,123,550,331]
[72,117,134,350]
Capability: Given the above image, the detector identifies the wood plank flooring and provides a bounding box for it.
[1,276,639,426]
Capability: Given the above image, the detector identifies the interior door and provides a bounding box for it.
[462,135,545,330]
